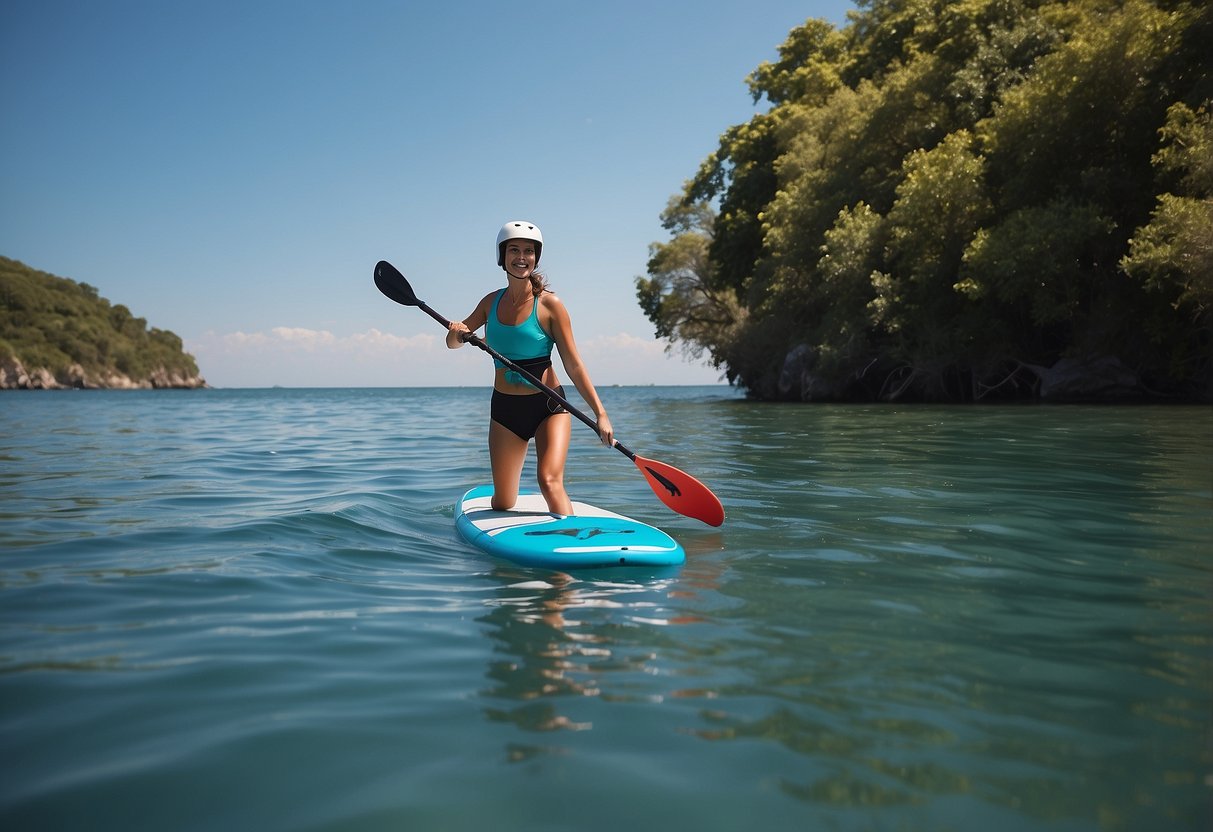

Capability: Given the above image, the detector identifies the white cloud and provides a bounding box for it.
[268,327,337,348]
[197,327,433,355]
[578,332,722,387]
[187,327,723,388]
[189,327,449,386]
[583,332,671,358]
[344,328,431,351]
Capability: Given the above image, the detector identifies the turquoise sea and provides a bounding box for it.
[1,387,1210,831]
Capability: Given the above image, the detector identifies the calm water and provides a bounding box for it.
[1,387,1210,831]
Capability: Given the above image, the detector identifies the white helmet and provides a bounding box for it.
[496,220,543,266]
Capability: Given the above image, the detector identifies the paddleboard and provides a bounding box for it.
[454,485,686,568]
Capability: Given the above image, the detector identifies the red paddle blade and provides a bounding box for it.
[632,454,725,527]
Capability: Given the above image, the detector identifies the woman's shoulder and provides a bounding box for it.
[464,290,499,323]
[537,291,571,333]
[537,290,565,310]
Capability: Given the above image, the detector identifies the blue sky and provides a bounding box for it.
[1,0,853,387]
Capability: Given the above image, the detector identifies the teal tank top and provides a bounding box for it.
[486,289,555,385]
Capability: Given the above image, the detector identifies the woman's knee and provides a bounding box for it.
[536,467,564,494]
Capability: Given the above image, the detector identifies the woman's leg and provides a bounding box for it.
[488,419,529,511]
[534,412,572,515]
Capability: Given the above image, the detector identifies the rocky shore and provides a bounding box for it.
[774,345,1208,403]
[0,355,206,390]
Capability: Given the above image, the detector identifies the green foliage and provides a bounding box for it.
[978,0,1187,216]
[639,0,1211,400]
[0,256,201,385]
[747,18,847,107]
[635,198,744,372]
[1122,194,1213,311]
[879,131,993,333]
[961,200,1115,324]
[1122,103,1213,319]
[686,111,783,299]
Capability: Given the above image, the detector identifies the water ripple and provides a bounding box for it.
[1,391,1209,831]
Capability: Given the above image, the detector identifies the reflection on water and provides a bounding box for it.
[479,570,690,752]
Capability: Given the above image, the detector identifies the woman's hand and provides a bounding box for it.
[446,321,471,348]
[596,413,614,447]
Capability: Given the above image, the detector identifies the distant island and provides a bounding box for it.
[0,256,205,390]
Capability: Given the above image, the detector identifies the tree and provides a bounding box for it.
[1122,102,1213,318]
[635,198,743,373]
[638,0,1211,400]
[1121,102,1213,387]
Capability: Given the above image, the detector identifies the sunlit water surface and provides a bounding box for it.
[1,388,1209,831]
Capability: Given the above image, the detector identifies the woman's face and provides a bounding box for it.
[503,239,537,280]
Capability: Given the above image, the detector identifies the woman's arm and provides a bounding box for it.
[447,293,493,348]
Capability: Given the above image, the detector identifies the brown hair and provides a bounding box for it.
[528,270,550,297]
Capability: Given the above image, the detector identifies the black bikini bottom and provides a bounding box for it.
[491,386,567,441]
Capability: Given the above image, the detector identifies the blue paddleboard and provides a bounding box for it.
[454,485,686,568]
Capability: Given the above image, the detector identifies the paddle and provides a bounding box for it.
[374,259,725,527]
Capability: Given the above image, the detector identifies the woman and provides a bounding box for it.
[446,220,613,516]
